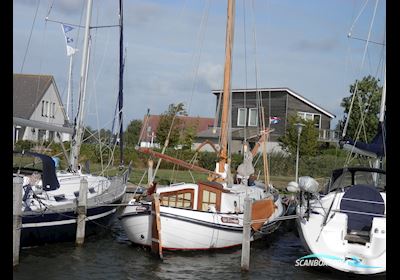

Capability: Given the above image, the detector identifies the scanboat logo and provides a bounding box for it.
[295,254,382,269]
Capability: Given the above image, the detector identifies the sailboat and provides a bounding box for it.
[119,0,284,251]
[13,0,129,247]
[289,69,386,273]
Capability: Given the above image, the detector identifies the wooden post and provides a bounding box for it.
[76,177,88,246]
[241,196,252,271]
[151,193,163,259]
[13,176,23,266]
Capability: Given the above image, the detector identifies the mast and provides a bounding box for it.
[373,66,386,170]
[218,0,235,174]
[69,0,93,171]
[118,0,124,166]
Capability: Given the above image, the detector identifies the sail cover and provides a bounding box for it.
[23,151,60,191]
[341,121,385,158]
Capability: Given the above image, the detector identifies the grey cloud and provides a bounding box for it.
[291,38,340,52]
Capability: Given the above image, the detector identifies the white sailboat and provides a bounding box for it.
[290,70,386,274]
[13,0,129,247]
[119,0,285,251]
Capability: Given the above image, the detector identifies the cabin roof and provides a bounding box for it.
[212,87,336,119]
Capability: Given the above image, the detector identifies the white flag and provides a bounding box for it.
[61,24,78,56]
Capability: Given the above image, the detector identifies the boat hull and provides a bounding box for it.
[120,199,284,250]
[296,192,386,275]
[21,199,122,247]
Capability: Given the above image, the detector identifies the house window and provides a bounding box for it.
[51,103,56,118]
[201,190,217,211]
[248,108,258,127]
[297,112,321,129]
[160,189,194,209]
[41,101,45,117]
[237,108,247,126]
[45,101,49,117]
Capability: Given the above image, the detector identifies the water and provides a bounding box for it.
[13,219,384,280]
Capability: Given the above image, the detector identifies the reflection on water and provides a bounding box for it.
[13,219,385,280]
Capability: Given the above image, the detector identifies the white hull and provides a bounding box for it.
[120,184,284,250]
[296,190,386,274]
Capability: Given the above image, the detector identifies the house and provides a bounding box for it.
[139,115,215,149]
[13,74,71,146]
[197,87,336,154]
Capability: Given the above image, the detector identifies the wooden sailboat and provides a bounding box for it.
[119,0,284,251]
[13,0,129,247]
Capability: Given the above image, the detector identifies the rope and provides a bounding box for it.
[342,0,380,138]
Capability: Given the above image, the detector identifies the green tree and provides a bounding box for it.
[340,75,382,142]
[124,119,143,148]
[156,103,187,147]
[180,120,198,150]
[279,115,319,156]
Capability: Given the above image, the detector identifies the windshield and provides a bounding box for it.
[327,169,385,193]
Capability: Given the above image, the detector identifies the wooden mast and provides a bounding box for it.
[218,0,235,174]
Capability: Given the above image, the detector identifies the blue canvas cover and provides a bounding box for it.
[342,121,385,158]
[340,184,385,232]
[25,151,60,191]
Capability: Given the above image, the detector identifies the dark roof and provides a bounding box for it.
[140,115,215,142]
[212,87,336,119]
[13,74,54,119]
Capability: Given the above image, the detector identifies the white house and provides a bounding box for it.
[13,74,71,146]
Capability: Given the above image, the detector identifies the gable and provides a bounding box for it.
[13,74,52,119]
[13,74,68,123]
[212,87,335,119]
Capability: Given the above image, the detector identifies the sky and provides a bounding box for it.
[13,0,386,132]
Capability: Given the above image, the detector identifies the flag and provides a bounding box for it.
[269,116,281,124]
[61,24,78,56]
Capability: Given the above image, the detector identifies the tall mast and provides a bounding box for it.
[374,65,386,170]
[118,0,124,166]
[69,0,93,171]
[218,0,235,174]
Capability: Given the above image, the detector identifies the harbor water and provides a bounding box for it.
[13,217,384,280]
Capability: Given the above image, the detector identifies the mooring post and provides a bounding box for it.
[76,177,88,246]
[13,176,23,266]
[241,196,252,271]
[151,193,163,259]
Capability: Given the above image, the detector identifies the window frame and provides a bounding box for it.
[197,183,223,212]
[297,111,322,129]
[248,108,258,127]
[160,189,194,209]
[237,108,247,127]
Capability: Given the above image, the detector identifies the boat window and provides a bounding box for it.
[160,189,194,209]
[329,170,386,192]
[201,190,217,211]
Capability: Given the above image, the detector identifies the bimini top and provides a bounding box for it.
[13,151,60,191]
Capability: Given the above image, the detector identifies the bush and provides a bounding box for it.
[14,140,35,151]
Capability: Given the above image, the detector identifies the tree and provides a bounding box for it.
[340,75,382,143]
[180,121,198,150]
[124,119,143,148]
[156,103,187,148]
[279,115,319,156]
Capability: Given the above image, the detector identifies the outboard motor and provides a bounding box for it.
[298,176,319,220]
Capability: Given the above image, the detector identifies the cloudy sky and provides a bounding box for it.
[13,0,386,131]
